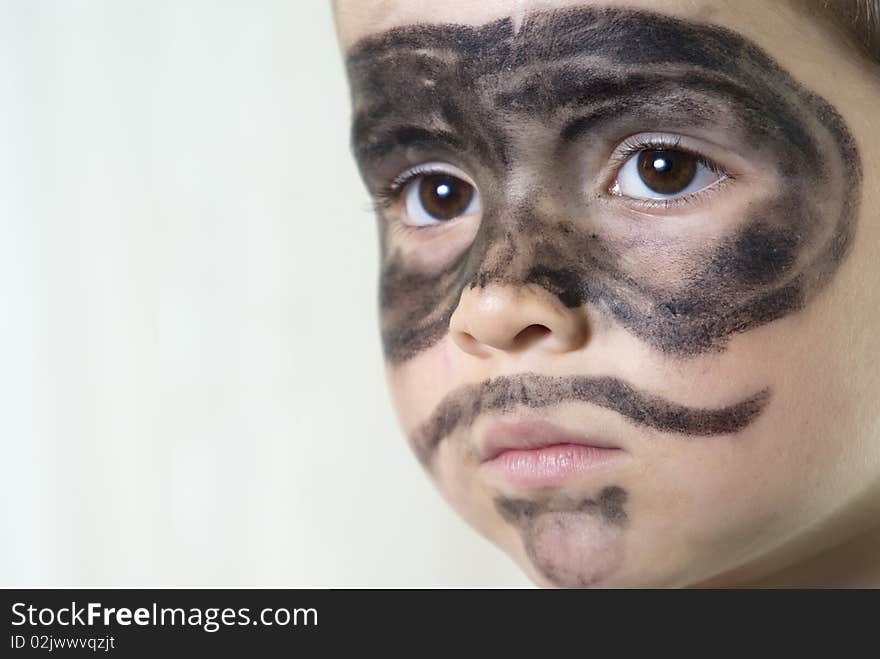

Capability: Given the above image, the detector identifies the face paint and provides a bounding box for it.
[410,372,770,466]
[495,485,629,587]
[343,6,863,587]
[346,6,861,363]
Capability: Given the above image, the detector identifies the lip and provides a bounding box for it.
[478,419,625,489]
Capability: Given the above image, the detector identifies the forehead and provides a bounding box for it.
[334,0,727,50]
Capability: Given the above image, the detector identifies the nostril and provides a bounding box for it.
[513,324,552,349]
[450,284,590,357]
[451,328,490,357]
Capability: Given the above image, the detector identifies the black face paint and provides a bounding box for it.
[345,6,862,363]
[344,8,862,586]
[496,485,628,528]
[495,485,629,587]
[410,372,769,466]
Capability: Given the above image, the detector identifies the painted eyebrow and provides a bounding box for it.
[496,68,763,138]
[492,67,754,111]
[506,66,818,157]
[351,123,466,165]
[348,63,814,174]
[352,61,815,162]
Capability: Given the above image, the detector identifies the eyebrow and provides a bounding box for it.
[350,64,812,166]
[352,123,466,165]
[345,8,818,169]
[506,68,763,143]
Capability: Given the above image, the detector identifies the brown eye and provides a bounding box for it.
[402,167,481,226]
[416,173,474,220]
[610,141,725,202]
[636,149,698,195]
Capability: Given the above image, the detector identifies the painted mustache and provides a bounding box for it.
[410,372,770,465]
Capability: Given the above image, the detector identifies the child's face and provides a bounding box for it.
[338,0,880,587]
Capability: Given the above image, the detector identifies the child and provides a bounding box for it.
[336,0,880,587]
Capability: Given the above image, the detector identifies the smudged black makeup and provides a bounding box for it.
[496,485,629,587]
[410,372,769,466]
[497,485,628,528]
[346,6,862,363]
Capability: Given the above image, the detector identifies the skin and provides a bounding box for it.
[335,0,880,587]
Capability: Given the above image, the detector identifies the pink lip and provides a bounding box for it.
[479,419,625,489]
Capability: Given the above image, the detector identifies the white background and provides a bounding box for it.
[0,0,531,587]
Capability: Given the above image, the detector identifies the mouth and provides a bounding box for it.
[478,418,626,490]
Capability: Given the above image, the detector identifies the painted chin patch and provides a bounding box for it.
[520,512,625,588]
[496,486,628,588]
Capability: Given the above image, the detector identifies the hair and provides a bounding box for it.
[334,0,880,67]
[805,0,880,65]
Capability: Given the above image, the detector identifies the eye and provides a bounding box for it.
[397,163,481,227]
[610,145,726,201]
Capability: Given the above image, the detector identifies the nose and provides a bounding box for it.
[449,282,589,357]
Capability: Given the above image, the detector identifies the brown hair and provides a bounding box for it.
[806,0,880,65]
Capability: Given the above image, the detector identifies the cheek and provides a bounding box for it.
[622,332,863,582]
[384,336,463,438]
[589,191,772,291]
[384,338,503,533]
